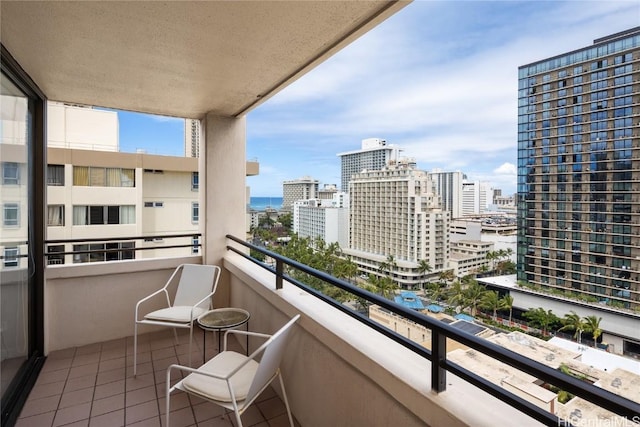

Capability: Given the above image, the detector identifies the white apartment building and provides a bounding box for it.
[344,160,449,289]
[337,138,398,193]
[461,180,492,216]
[318,183,338,200]
[449,240,493,277]
[184,118,200,158]
[43,103,201,265]
[292,194,349,249]
[450,215,517,263]
[428,169,464,219]
[282,176,319,210]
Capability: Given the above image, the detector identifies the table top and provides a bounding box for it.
[197,308,250,330]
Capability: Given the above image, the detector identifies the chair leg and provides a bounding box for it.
[165,380,171,427]
[133,322,138,377]
[278,373,295,427]
[188,324,193,368]
[233,409,244,427]
[172,327,179,344]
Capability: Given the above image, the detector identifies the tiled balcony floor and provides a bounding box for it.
[16,328,300,427]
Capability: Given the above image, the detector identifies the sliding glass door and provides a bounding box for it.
[1,46,45,427]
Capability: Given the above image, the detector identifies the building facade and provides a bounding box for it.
[337,137,398,193]
[517,27,640,310]
[344,160,449,289]
[429,169,464,219]
[282,176,319,210]
[461,180,491,216]
[185,118,200,158]
[292,194,349,249]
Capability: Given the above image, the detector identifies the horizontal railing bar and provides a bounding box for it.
[226,235,640,421]
[44,244,201,257]
[45,233,201,244]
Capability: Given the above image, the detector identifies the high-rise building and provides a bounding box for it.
[185,118,200,158]
[429,169,464,219]
[337,137,398,192]
[282,176,319,210]
[344,159,449,289]
[517,27,640,310]
[292,193,349,249]
[462,180,491,216]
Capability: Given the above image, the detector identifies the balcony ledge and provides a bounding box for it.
[224,252,542,427]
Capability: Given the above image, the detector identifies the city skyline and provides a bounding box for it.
[115,1,639,196]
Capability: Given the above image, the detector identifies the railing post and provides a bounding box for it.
[275,258,283,290]
[431,330,446,393]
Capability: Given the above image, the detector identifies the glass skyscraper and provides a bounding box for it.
[517,27,640,310]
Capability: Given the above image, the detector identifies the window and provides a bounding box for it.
[3,247,19,268]
[192,172,199,190]
[192,236,200,254]
[2,162,20,185]
[192,202,199,223]
[73,205,135,225]
[144,201,164,208]
[73,166,135,187]
[3,203,19,226]
[73,242,135,263]
[47,245,65,265]
[47,205,65,226]
[47,164,65,186]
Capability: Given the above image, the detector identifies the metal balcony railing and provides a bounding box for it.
[43,233,202,259]
[226,234,640,427]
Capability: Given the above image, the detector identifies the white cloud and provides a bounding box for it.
[494,163,517,176]
[247,1,639,196]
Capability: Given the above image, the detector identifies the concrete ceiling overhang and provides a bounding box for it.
[1,1,409,119]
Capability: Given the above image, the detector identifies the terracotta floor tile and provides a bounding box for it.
[89,408,125,427]
[126,385,158,407]
[126,400,159,424]
[52,402,91,427]
[92,393,125,417]
[15,410,56,427]
[19,394,60,418]
[94,379,125,400]
[59,388,95,409]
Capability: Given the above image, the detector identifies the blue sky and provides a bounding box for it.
[118,1,640,197]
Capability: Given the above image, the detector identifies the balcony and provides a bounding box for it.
[10,244,637,426]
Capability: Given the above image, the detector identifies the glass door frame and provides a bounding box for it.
[1,44,46,427]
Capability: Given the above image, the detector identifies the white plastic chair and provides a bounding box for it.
[134,264,221,376]
[165,314,301,427]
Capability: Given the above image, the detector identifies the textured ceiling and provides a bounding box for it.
[1,1,408,119]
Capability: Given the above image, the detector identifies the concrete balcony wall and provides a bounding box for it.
[44,255,201,352]
[223,252,539,427]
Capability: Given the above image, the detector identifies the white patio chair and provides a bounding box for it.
[165,314,301,427]
[134,263,221,376]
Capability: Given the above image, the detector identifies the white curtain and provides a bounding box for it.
[73,206,87,225]
[47,205,63,226]
[120,205,135,224]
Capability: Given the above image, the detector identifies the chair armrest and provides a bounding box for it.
[222,329,271,351]
[135,288,170,322]
[189,290,216,320]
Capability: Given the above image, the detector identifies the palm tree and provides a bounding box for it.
[417,259,432,289]
[464,282,487,316]
[447,280,466,309]
[486,251,498,271]
[438,269,455,285]
[369,274,397,300]
[583,315,603,347]
[425,281,445,303]
[379,254,397,277]
[523,307,559,336]
[500,295,514,324]
[558,311,585,343]
[480,290,503,320]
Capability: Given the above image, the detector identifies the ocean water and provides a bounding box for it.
[250,196,283,211]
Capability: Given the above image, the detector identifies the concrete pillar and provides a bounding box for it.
[201,114,246,307]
